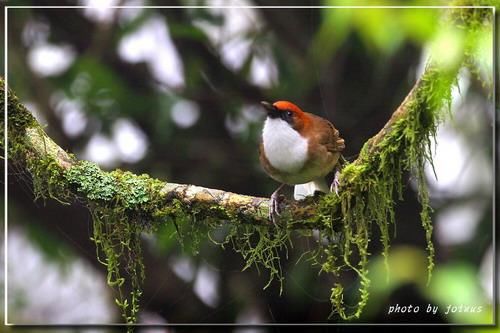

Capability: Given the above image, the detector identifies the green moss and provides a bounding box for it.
[27,155,72,204]
[3,82,39,159]
[4,93,38,136]
[6,103,73,206]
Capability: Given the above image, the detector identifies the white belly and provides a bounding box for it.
[262,118,308,173]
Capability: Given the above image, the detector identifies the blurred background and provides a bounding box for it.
[1,0,495,330]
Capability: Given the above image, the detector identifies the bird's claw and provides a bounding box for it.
[269,191,282,226]
[268,184,287,226]
[330,170,341,196]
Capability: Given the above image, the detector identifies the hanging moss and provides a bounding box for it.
[63,161,166,324]
[91,205,145,325]
[314,64,457,320]
[310,6,491,319]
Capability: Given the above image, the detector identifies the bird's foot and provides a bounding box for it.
[330,170,341,196]
[269,184,285,226]
[269,193,281,226]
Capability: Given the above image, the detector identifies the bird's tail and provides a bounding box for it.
[294,178,329,200]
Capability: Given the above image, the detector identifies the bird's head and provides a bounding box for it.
[260,101,310,130]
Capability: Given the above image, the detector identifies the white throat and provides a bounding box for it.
[262,118,308,173]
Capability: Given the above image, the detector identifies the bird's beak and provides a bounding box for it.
[260,101,276,114]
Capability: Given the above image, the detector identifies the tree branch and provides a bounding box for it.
[4,68,431,230]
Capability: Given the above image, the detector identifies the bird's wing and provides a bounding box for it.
[314,115,345,153]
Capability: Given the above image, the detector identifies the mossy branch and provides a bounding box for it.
[1,72,436,229]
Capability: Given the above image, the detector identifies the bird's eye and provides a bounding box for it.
[281,110,294,122]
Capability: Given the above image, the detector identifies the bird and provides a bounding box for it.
[259,100,345,224]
